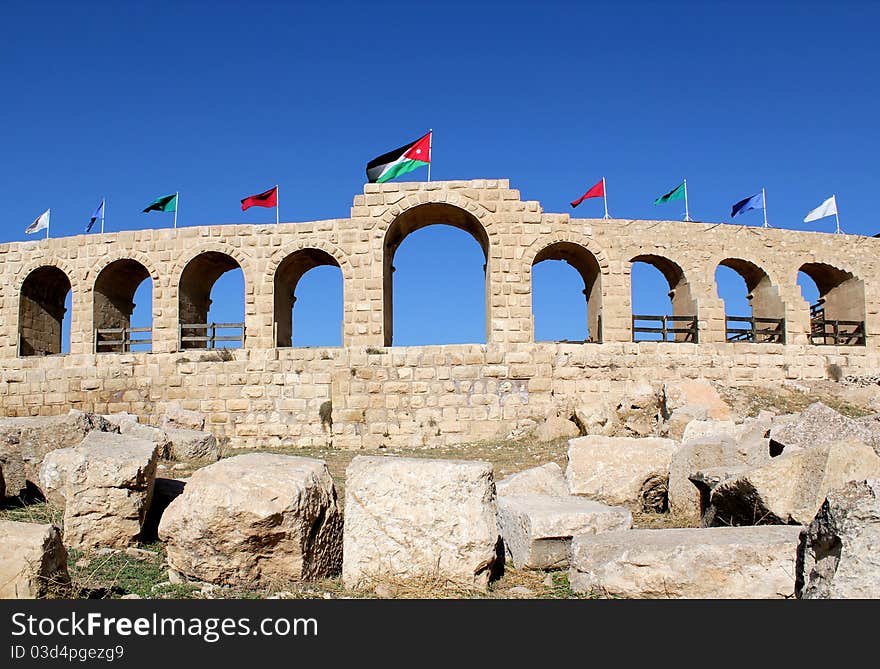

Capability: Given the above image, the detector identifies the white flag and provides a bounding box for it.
[804,195,837,223]
[25,208,50,234]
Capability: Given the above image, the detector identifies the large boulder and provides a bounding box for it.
[569,526,801,599]
[707,438,880,526]
[498,495,631,569]
[496,462,568,497]
[159,454,342,586]
[661,379,733,440]
[797,478,880,598]
[163,428,219,463]
[342,456,499,591]
[39,431,159,550]
[532,416,580,443]
[160,404,206,432]
[0,411,118,497]
[566,436,678,511]
[0,521,69,598]
[574,402,618,437]
[615,385,661,438]
[771,403,880,455]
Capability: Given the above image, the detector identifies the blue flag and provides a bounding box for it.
[730,192,764,218]
[86,199,104,232]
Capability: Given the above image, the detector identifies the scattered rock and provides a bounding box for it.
[0,520,69,598]
[121,593,142,599]
[542,573,554,588]
[533,416,580,443]
[101,412,139,430]
[373,583,396,599]
[574,402,618,436]
[507,585,535,597]
[661,379,733,440]
[119,423,172,459]
[161,404,206,432]
[566,435,678,510]
[797,478,880,598]
[707,438,880,526]
[39,431,159,550]
[159,453,342,587]
[0,410,118,497]
[124,547,158,561]
[770,402,879,455]
[342,456,499,592]
[569,526,801,599]
[615,386,661,438]
[498,494,632,569]
[496,462,568,497]
[164,428,219,463]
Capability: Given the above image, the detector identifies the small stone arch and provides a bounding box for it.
[799,261,865,345]
[93,259,155,352]
[382,201,492,346]
[175,246,251,350]
[270,246,346,347]
[18,264,73,356]
[526,234,608,343]
[716,257,786,342]
[630,254,697,342]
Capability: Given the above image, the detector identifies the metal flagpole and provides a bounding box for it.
[683,179,691,221]
[174,192,178,228]
[276,185,280,225]
[762,187,768,228]
[603,177,609,219]
[101,198,105,234]
[427,129,433,182]
[46,208,50,239]
[834,194,841,234]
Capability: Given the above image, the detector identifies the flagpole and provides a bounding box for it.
[683,179,691,221]
[834,194,841,234]
[603,177,609,219]
[427,128,433,182]
[276,185,280,225]
[101,197,105,234]
[174,192,178,228]
[762,187,768,228]
[46,209,50,239]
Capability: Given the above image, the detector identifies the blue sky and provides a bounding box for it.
[3,1,877,347]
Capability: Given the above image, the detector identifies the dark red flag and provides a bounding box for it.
[570,179,605,208]
[241,186,278,211]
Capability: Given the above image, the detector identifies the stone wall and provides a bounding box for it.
[1,179,878,448]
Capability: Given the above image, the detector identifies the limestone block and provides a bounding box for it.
[708,438,880,526]
[498,494,632,569]
[159,454,342,586]
[771,402,880,455]
[118,422,172,459]
[532,416,580,443]
[662,378,732,424]
[164,428,219,463]
[574,402,618,436]
[40,431,159,550]
[797,478,880,598]
[101,412,139,430]
[569,526,801,599]
[0,521,69,598]
[496,462,568,497]
[342,456,499,591]
[160,403,206,431]
[0,410,118,497]
[566,436,678,510]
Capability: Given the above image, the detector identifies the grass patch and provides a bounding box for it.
[0,501,64,525]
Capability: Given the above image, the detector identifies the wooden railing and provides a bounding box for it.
[725,316,785,343]
[179,323,245,350]
[95,327,152,353]
[632,315,698,343]
[809,319,865,346]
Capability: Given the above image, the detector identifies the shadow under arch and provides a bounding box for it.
[94,259,153,352]
[274,248,343,347]
[19,265,72,356]
[716,257,785,343]
[383,202,489,346]
[630,254,697,342]
[532,241,603,342]
[799,262,865,345]
[178,251,245,350]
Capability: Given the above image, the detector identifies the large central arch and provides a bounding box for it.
[383,203,490,346]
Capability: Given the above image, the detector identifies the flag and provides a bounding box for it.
[366,131,431,183]
[570,179,604,208]
[25,209,50,234]
[86,199,104,232]
[241,186,278,211]
[730,192,764,218]
[804,195,837,223]
[143,193,178,213]
[654,181,686,205]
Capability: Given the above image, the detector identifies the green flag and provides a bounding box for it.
[143,193,178,213]
[654,182,686,205]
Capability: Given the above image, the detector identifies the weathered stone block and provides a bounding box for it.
[0,521,69,599]
[496,462,568,497]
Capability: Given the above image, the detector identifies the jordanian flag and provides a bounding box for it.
[366,131,431,183]
[143,192,178,213]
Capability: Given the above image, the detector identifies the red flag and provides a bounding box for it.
[241,186,278,211]
[570,179,605,208]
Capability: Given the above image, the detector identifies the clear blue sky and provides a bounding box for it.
[3,1,876,348]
